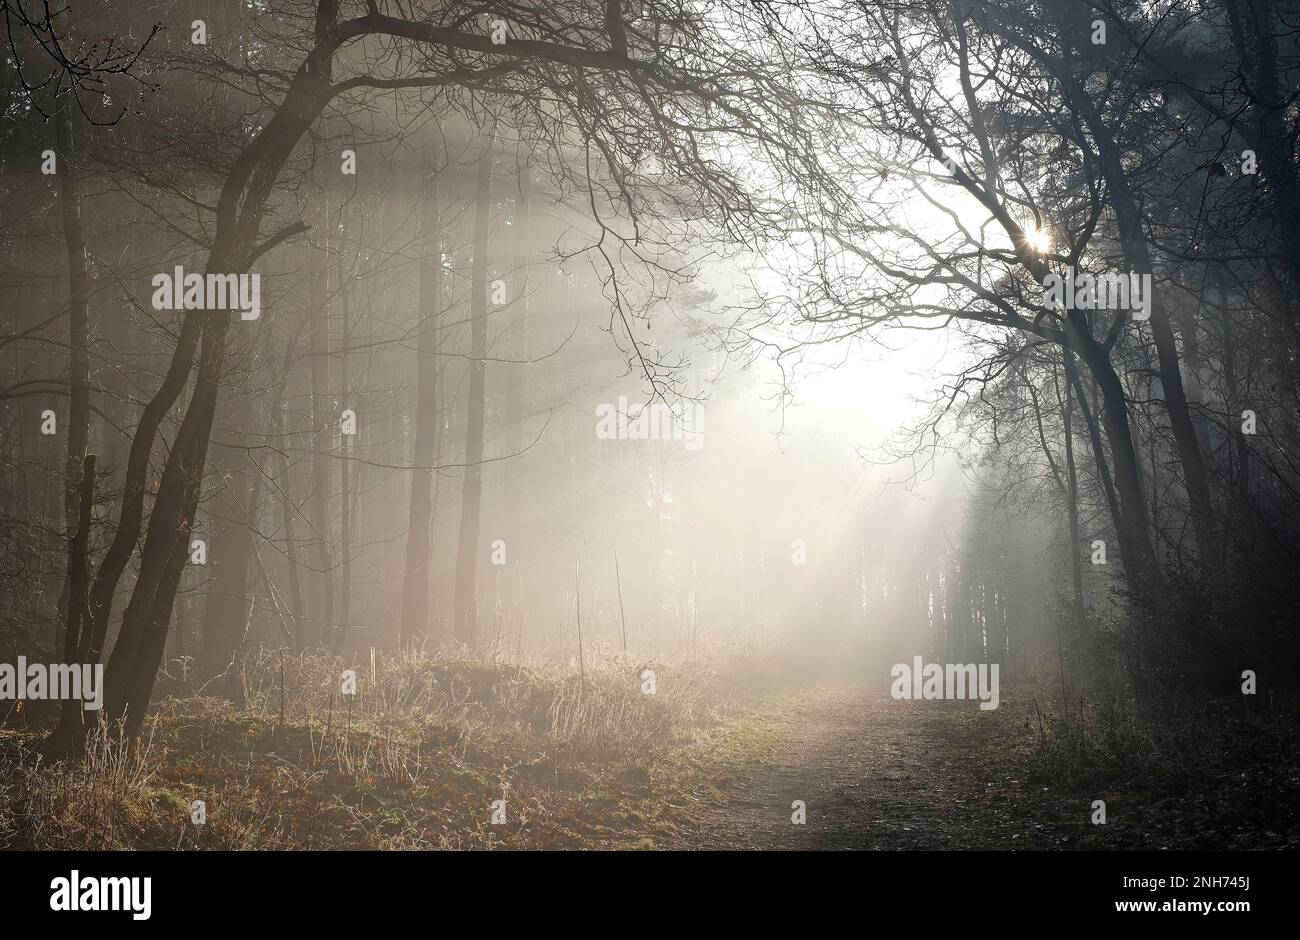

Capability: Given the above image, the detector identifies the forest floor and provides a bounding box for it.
[1,656,1295,850]
[653,682,1077,849]
[651,681,1293,850]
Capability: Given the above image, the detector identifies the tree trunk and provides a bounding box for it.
[400,152,442,647]
[200,379,258,677]
[48,0,342,749]
[1073,80,1218,565]
[453,139,494,648]
[504,168,531,529]
[270,332,306,651]
[337,253,353,653]
[1058,354,1085,632]
[103,270,236,736]
[54,93,91,658]
[42,455,95,759]
[309,181,337,648]
[1070,325,1162,594]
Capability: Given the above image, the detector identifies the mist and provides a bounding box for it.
[0,2,1296,894]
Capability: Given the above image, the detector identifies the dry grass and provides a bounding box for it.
[0,717,165,849]
[0,648,722,850]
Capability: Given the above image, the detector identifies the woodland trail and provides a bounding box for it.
[662,684,1079,850]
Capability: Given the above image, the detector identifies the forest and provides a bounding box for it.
[0,0,1296,862]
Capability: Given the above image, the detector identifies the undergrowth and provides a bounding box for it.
[0,648,720,850]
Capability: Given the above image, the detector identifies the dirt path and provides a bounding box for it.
[663,683,1077,850]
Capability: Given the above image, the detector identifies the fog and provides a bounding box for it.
[2,0,1296,864]
[244,216,961,667]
